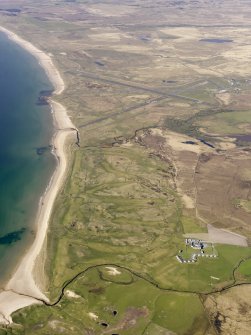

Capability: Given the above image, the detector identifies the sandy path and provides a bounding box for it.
[0,27,76,324]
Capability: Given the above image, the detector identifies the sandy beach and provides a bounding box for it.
[0,27,76,324]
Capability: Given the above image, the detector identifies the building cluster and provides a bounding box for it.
[176,239,217,264]
[185,238,206,249]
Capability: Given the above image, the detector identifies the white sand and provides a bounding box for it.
[88,312,99,320]
[105,266,121,276]
[65,290,81,299]
[0,26,76,324]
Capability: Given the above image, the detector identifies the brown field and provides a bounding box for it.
[132,128,251,241]
[204,286,251,335]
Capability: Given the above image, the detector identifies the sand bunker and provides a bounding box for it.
[105,266,121,276]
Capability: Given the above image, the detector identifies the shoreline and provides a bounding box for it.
[0,26,76,323]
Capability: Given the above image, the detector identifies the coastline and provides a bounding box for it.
[0,26,76,323]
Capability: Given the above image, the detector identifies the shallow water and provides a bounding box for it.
[199,38,233,43]
[0,32,56,285]
[232,134,251,142]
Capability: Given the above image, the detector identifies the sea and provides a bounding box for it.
[0,32,56,285]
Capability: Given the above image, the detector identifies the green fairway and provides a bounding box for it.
[236,258,251,279]
[152,293,209,334]
[12,267,211,335]
[198,110,251,135]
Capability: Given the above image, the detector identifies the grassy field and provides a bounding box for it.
[181,216,207,234]
[236,258,251,280]
[45,141,182,297]
[1,0,251,334]
[7,139,251,334]
[10,267,213,335]
[198,110,251,135]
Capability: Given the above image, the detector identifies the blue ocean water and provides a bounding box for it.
[0,32,56,285]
